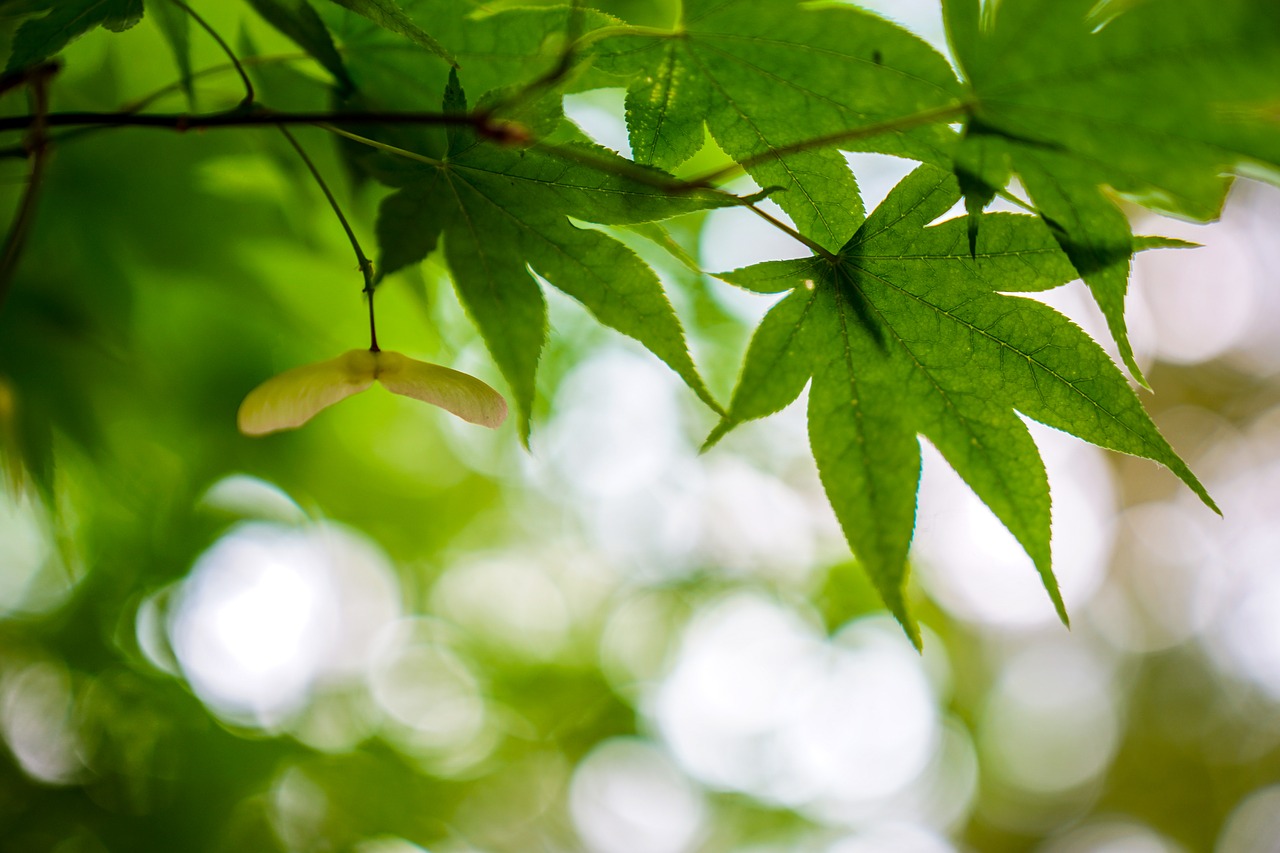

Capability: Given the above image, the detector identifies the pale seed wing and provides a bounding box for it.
[376,351,508,429]
[238,350,377,436]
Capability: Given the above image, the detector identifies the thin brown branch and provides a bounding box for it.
[0,63,58,314]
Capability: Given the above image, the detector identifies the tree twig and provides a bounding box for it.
[0,63,58,315]
[166,0,255,106]
[276,126,379,351]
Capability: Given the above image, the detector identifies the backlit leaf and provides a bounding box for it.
[713,165,1216,643]
[944,0,1280,382]
[373,75,729,442]
[590,0,964,250]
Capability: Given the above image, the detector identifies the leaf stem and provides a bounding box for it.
[743,201,837,261]
[166,0,254,106]
[276,126,379,351]
[315,123,442,167]
[122,51,308,114]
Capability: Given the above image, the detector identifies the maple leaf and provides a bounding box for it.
[373,72,729,443]
[588,0,964,251]
[323,0,622,140]
[244,0,353,92]
[320,0,456,66]
[4,0,143,71]
[709,165,1217,646]
[944,0,1280,386]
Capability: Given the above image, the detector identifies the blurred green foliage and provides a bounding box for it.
[1,3,1280,853]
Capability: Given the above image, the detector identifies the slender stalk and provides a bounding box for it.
[122,51,308,114]
[166,0,254,106]
[995,186,1037,214]
[316,124,442,168]
[743,202,837,261]
[0,63,57,314]
[168,1,383,346]
[276,126,379,351]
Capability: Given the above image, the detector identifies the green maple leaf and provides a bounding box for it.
[149,0,193,105]
[374,72,729,443]
[944,0,1280,386]
[324,0,621,136]
[320,0,456,66]
[710,165,1216,646]
[588,0,964,251]
[243,0,353,92]
[4,0,143,70]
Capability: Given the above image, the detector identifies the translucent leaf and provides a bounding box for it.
[715,165,1216,643]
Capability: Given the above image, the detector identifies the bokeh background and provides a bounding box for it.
[2,2,1280,851]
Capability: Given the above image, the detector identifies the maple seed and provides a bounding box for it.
[237,349,508,436]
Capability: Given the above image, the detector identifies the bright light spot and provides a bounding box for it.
[701,191,811,281]
[1197,414,1280,697]
[0,490,76,617]
[0,661,83,784]
[271,766,329,851]
[563,89,633,157]
[916,424,1115,630]
[1218,785,1280,853]
[1098,500,1225,653]
[1210,556,1280,699]
[199,473,307,523]
[884,717,980,834]
[544,349,687,501]
[781,620,940,810]
[0,491,50,614]
[826,823,956,853]
[980,641,1118,794]
[369,618,489,766]
[844,153,921,213]
[846,0,949,52]
[540,351,824,582]
[1041,819,1187,853]
[170,522,400,726]
[1134,219,1258,365]
[653,594,941,818]
[570,738,707,853]
[1223,181,1280,373]
[354,839,432,853]
[136,586,182,676]
[698,457,817,582]
[432,557,570,661]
